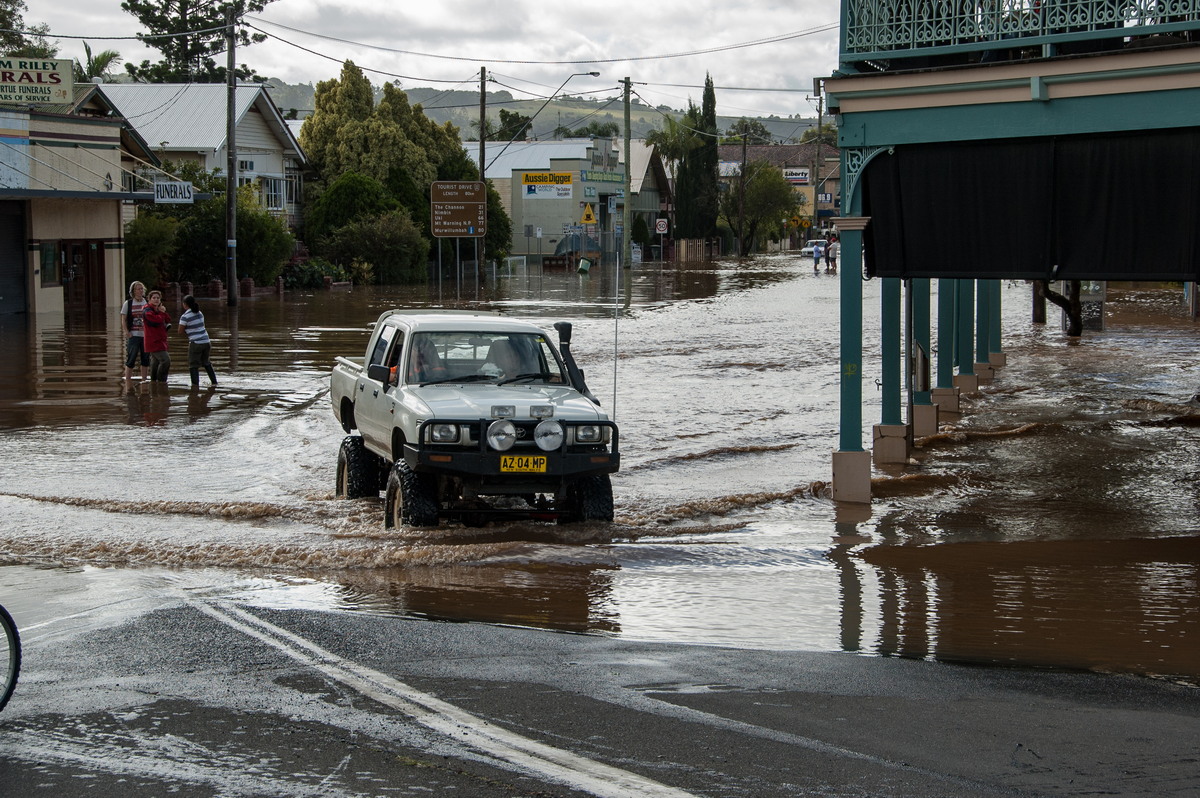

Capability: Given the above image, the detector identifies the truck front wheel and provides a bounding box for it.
[336,436,382,499]
[384,461,440,528]
[558,474,614,523]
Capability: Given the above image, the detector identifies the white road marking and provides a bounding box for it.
[196,601,701,798]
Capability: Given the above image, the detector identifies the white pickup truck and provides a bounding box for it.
[330,310,619,527]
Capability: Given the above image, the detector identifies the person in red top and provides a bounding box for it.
[142,289,172,383]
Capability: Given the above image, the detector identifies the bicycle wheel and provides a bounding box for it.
[0,604,19,712]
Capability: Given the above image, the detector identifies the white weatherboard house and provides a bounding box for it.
[100,82,306,229]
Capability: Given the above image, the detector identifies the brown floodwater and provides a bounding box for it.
[0,258,1197,684]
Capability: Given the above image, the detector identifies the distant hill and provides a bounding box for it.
[265,81,816,143]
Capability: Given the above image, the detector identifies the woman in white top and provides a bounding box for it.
[120,281,149,381]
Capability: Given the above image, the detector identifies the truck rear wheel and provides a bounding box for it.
[558,474,614,523]
[384,461,439,528]
[336,436,382,499]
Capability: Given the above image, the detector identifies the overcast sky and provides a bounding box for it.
[33,0,840,122]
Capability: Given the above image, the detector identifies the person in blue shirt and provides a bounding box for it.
[178,295,218,388]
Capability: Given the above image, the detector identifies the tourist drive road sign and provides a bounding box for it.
[431,181,487,238]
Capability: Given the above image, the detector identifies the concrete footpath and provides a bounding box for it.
[1,600,1197,797]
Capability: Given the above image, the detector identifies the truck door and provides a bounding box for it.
[356,325,403,454]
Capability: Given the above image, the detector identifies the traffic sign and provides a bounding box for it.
[655,218,669,235]
[580,204,597,224]
[431,180,487,238]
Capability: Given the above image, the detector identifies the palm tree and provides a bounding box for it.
[645,114,700,178]
[73,42,123,82]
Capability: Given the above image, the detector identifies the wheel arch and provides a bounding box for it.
[339,397,356,434]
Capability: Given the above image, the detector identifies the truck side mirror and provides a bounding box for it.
[367,363,391,383]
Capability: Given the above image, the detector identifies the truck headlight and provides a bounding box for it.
[486,419,517,451]
[575,424,602,443]
[430,423,460,443]
[534,419,564,451]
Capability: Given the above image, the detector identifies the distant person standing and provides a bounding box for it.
[826,237,839,273]
[120,281,149,381]
[142,289,171,383]
[812,241,823,271]
[178,294,218,388]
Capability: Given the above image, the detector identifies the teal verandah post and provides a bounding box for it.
[912,277,932,405]
[989,279,1003,360]
[975,279,991,367]
[881,278,903,426]
[956,279,975,376]
[937,278,956,388]
[839,228,865,452]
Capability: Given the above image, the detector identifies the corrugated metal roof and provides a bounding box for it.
[467,138,668,199]
[98,83,300,158]
[466,139,593,179]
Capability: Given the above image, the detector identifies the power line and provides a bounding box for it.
[0,24,228,41]
[245,16,838,65]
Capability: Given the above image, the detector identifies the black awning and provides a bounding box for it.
[862,128,1200,281]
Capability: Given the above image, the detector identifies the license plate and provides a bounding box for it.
[501,455,547,473]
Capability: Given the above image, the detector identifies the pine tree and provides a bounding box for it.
[120,0,277,83]
[695,74,720,238]
[673,75,720,240]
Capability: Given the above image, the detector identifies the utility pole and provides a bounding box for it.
[809,77,824,237]
[739,132,747,256]
[479,66,487,271]
[622,76,632,269]
[225,6,237,306]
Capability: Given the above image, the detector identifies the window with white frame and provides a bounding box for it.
[263,177,284,210]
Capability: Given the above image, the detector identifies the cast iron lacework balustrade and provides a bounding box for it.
[842,0,1200,69]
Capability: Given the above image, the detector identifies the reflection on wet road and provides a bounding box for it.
[1,258,1197,684]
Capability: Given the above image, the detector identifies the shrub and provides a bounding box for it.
[324,209,429,284]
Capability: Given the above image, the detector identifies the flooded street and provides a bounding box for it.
[1,255,1197,684]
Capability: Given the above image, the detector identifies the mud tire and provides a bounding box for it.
[558,474,614,524]
[336,436,381,499]
[384,461,440,528]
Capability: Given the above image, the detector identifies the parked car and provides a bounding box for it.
[800,239,828,258]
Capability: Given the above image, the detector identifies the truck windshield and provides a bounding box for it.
[407,332,567,385]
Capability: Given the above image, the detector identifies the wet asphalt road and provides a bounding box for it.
[2,593,1198,797]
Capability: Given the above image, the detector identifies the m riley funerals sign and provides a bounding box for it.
[0,58,72,104]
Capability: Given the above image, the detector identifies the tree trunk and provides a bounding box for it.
[1040,279,1083,337]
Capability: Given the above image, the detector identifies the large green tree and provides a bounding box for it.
[120,0,275,83]
[800,122,838,149]
[0,0,55,57]
[493,109,532,142]
[305,172,395,246]
[717,160,800,256]
[301,62,513,270]
[172,185,293,285]
[723,118,773,145]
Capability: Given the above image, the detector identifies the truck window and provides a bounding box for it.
[369,325,397,368]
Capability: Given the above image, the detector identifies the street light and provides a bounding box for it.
[485,71,600,171]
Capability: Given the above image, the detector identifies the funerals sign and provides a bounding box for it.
[0,58,72,105]
[154,181,194,204]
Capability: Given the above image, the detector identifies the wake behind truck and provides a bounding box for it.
[330,310,619,527]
